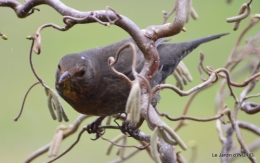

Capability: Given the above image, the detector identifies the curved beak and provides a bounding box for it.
[59,71,70,83]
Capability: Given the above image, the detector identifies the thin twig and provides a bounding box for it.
[45,127,86,163]
[24,114,89,163]
[226,109,257,163]
[13,81,40,121]
[101,136,149,150]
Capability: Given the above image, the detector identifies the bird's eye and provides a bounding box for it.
[58,64,61,70]
[78,70,85,77]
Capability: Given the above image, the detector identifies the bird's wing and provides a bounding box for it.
[80,37,168,80]
[81,38,144,80]
[97,38,166,79]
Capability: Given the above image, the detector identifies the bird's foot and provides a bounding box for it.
[86,116,106,140]
[121,121,150,142]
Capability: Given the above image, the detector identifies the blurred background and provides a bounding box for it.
[0,0,259,162]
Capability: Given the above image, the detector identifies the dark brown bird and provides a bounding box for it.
[56,33,227,116]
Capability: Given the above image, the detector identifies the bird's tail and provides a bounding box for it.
[175,33,229,61]
[156,33,228,84]
[186,33,229,49]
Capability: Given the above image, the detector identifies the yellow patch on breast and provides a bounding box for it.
[62,89,80,102]
[61,81,80,102]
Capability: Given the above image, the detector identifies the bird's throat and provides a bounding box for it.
[58,81,80,103]
[62,88,80,103]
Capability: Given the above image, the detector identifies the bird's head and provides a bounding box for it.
[55,53,98,103]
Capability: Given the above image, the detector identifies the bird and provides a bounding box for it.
[55,33,228,117]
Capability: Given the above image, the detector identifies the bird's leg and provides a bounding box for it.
[86,116,106,140]
[114,115,149,141]
[121,119,150,142]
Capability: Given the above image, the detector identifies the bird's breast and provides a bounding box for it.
[61,88,80,103]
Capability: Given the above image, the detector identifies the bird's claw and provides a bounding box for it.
[121,121,140,137]
[86,116,105,140]
[121,121,150,141]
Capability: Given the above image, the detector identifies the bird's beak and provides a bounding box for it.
[59,71,70,83]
